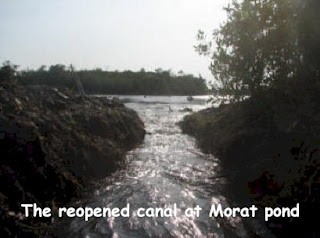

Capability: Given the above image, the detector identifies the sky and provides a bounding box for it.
[0,0,229,82]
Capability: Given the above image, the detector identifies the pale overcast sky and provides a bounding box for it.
[0,0,229,81]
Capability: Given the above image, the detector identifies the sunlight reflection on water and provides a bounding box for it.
[64,95,246,237]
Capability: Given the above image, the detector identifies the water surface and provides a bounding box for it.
[63,95,245,237]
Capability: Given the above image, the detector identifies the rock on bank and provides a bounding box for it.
[0,83,145,237]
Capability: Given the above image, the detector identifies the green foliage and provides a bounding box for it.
[0,61,18,82]
[79,69,207,95]
[20,64,75,89]
[19,66,208,95]
[196,0,320,99]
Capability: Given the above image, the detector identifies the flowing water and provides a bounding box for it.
[61,96,247,238]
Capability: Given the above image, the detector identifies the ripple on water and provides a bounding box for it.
[63,97,246,237]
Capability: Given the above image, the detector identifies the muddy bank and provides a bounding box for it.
[180,82,320,237]
[0,83,145,237]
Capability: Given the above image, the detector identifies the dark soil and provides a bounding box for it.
[0,83,145,237]
[180,81,320,237]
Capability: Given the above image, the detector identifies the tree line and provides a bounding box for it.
[0,63,208,95]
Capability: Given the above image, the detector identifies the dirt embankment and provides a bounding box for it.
[0,83,145,237]
[180,82,320,237]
